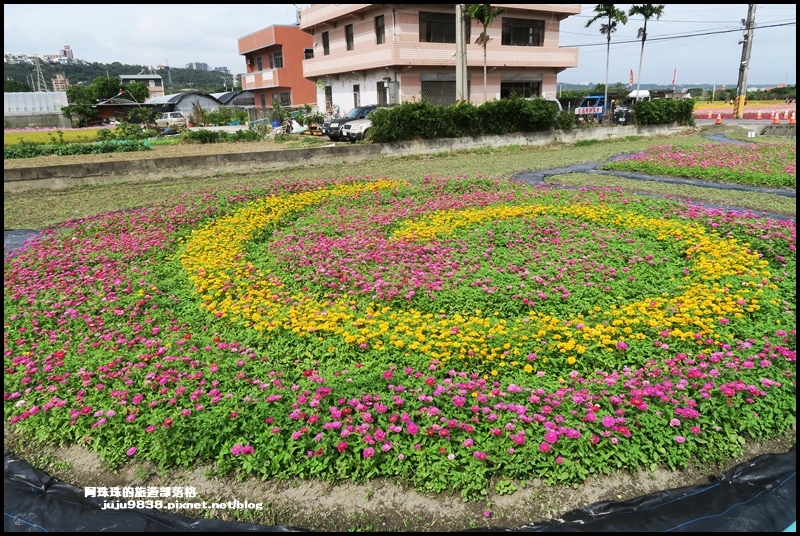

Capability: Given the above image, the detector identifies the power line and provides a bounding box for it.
[563,21,795,48]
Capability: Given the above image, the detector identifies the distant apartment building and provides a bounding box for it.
[51,73,69,91]
[119,73,165,99]
[186,62,209,71]
[298,4,579,112]
[61,45,74,61]
[237,24,316,109]
[213,67,231,75]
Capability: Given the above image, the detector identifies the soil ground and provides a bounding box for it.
[4,427,795,532]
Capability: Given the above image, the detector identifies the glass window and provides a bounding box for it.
[322,32,330,55]
[260,93,267,108]
[273,50,283,69]
[345,24,354,51]
[353,84,360,107]
[419,11,469,43]
[500,81,541,99]
[375,15,385,45]
[304,48,314,60]
[324,86,333,113]
[257,56,263,70]
[501,18,545,46]
[280,91,291,106]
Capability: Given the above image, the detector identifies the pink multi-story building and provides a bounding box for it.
[238,24,317,110]
[298,4,580,113]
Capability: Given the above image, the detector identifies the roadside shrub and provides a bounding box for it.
[635,98,696,126]
[4,139,151,159]
[181,129,226,144]
[554,110,576,131]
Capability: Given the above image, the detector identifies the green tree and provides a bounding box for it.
[465,4,505,102]
[585,4,628,122]
[4,79,32,92]
[628,4,665,98]
[121,81,150,105]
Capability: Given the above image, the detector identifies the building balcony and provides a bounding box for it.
[240,69,286,91]
[302,43,578,78]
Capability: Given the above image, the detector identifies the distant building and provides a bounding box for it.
[238,24,316,109]
[51,73,69,91]
[61,45,74,61]
[213,67,231,75]
[119,73,165,99]
[186,62,210,71]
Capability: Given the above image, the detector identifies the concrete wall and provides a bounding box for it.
[5,124,683,194]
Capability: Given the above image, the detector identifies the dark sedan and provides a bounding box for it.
[321,105,377,141]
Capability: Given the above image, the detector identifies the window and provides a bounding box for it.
[500,81,541,99]
[375,15,385,45]
[260,93,267,108]
[322,32,330,55]
[272,50,283,69]
[279,91,291,106]
[345,24,354,51]
[256,56,263,70]
[501,18,545,46]
[324,86,333,112]
[419,11,469,43]
[353,84,360,107]
[304,48,314,60]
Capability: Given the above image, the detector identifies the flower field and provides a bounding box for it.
[4,173,796,500]
[602,142,796,189]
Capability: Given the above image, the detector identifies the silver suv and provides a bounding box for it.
[156,112,188,129]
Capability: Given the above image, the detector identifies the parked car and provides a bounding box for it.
[156,112,188,129]
[575,95,607,123]
[341,118,371,142]
[322,105,377,141]
[613,90,651,125]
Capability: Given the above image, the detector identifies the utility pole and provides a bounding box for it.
[455,4,468,103]
[734,4,756,119]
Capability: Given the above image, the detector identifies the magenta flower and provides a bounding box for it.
[473,451,487,460]
[616,341,628,350]
[675,435,686,444]
[363,447,375,459]
[539,442,551,453]
[337,441,349,453]
[544,430,558,444]
[126,447,137,456]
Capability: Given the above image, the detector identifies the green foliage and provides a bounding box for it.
[634,98,695,126]
[369,98,561,143]
[4,139,151,159]
[126,107,157,124]
[180,128,263,144]
[202,108,248,126]
[4,79,32,92]
[60,104,96,127]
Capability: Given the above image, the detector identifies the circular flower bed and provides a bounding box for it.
[4,176,796,500]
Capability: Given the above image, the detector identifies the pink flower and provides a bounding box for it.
[718,317,729,325]
[363,447,375,459]
[616,341,628,351]
[126,447,137,456]
[544,430,558,444]
[539,442,551,453]
[675,435,686,444]
[555,456,564,465]
[337,441,349,453]
[601,415,615,428]
[669,418,681,427]
[473,451,487,460]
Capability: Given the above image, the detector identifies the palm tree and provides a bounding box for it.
[464,4,505,102]
[585,5,628,122]
[628,4,665,99]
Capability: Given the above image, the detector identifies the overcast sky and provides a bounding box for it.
[4,4,796,87]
